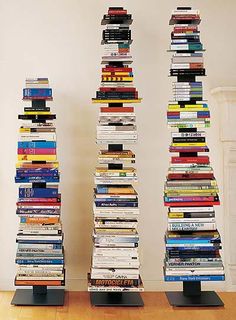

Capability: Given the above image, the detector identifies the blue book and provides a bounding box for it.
[18,141,56,148]
[95,198,137,202]
[16,177,60,183]
[165,275,225,282]
[16,259,64,264]
[166,246,220,251]
[166,239,219,244]
[19,187,58,198]
[23,88,52,97]
[17,239,62,244]
[16,168,58,174]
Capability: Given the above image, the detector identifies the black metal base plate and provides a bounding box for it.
[11,289,65,306]
[166,291,224,307]
[90,292,144,307]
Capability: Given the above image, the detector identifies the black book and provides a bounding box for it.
[18,114,56,120]
[24,107,50,112]
[172,137,206,143]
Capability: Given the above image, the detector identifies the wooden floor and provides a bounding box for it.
[0,291,236,320]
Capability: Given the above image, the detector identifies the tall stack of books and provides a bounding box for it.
[15,78,65,287]
[164,8,225,283]
[88,7,143,293]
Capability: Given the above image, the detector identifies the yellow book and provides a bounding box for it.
[171,142,206,147]
[17,155,57,161]
[102,72,131,76]
[24,112,51,115]
[102,76,133,82]
[168,104,207,109]
[168,108,209,112]
[92,99,141,104]
[16,162,59,168]
[168,213,185,218]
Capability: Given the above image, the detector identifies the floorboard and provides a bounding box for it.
[0,291,235,320]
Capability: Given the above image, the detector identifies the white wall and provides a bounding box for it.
[0,0,235,291]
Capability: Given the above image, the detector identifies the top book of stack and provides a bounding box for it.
[23,78,53,101]
[169,7,201,25]
[102,7,133,25]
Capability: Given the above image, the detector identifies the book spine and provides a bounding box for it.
[164,275,225,282]
[23,88,52,97]
[18,148,56,155]
[19,188,58,198]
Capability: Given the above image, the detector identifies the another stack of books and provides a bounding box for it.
[168,8,209,129]
[89,7,143,293]
[164,8,225,283]
[15,78,65,287]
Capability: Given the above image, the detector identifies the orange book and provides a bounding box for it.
[15,280,64,286]
[22,217,60,224]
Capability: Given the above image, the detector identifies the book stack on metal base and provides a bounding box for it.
[164,7,225,307]
[89,7,144,307]
[11,78,65,306]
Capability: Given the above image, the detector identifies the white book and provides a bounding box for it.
[97,126,136,131]
[92,262,140,268]
[16,276,64,281]
[93,204,139,213]
[173,53,203,57]
[173,90,202,94]
[17,270,63,275]
[171,63,202,69]
[18,133,56,141]
[91,268,139,279]
[168,218,216,223]
[16,235,62,241]
[17,264,63,269]
[25,84,49,88]
[173,32,199,37]
[95,243,138,248]
[88,286,143,293]
[169,206,215,213]
[172,39,189,44]
[172,131,206,138]
[172,81,202,85]
[93,247,138,255]
[99,112,135,117]
[18,230,61,235]
[94,178,138,185]
[100,83,134,87]
[95,221,138,228]
[168,222,216,231]
[172,9,200,15]
[96,139,137,144]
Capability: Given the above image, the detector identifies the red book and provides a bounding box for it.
[17,202,62,206]
[169,147,209,152]
[172,14,200,19]
[174,27,198,33]
[99,87,136,92]
[168,173,214,180]
[108,10,127,15]
[102,68,133,72]
[165,201,220,207]
[171,156,209,164]
[18,148,56,155]
[100,107,134,113]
